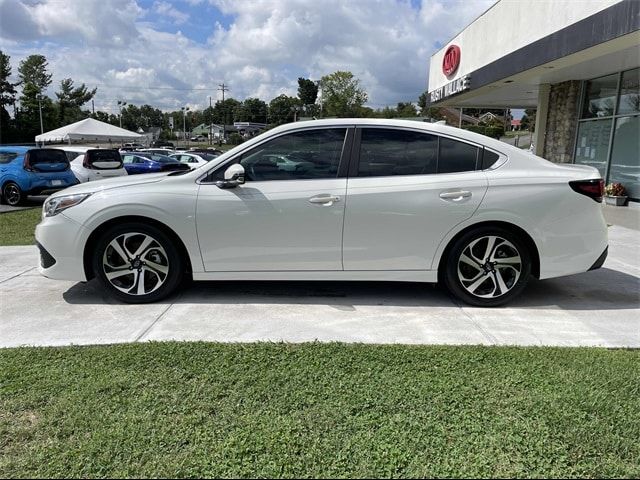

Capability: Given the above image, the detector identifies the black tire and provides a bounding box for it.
[442,226,532,307]
[92,222,185,303]
[2,182,24,206]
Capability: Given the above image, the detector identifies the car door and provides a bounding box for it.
[342,127,488,271]
[196,127,352,271]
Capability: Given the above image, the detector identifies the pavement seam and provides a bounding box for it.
[134,303,174,342]
[0,267,36,285]
[448,294,500,344]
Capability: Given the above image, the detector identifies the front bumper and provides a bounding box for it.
[35,213,89,281]
[589,246,608,271]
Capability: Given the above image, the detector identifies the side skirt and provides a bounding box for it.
[192,270,438,283]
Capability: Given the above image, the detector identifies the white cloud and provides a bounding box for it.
[0,0,494,112]
[153,1,190,25]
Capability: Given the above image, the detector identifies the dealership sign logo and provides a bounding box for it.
[429,75,470,103]
[442,45,461,77]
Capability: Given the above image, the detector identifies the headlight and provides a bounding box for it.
[43,193,91,218]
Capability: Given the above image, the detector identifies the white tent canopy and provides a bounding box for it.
[35,118,144,143]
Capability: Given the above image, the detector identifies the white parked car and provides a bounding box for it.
[35,119,608,306]
[170,152,220,169]
[54,147,128,183]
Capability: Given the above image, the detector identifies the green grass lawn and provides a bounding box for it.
[1,342,638,478]
[0,208,40,246]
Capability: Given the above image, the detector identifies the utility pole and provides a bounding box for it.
[37,94,44,135]
[92,99,95,116]
[458,107,463,128]
[181,106,189,148]
[209,95,213,145]
[117,100,127,128]
[218,83,229,141]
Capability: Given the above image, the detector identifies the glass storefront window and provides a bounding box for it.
[608,115,640,199]
[574,120,612,177]
[617,68,640,115]
[581,74,618,119]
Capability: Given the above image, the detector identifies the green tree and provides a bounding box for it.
[18,54,52,94]
[214,98,241,126]
[396,102,418,117]
[0,50,19,143]
[56,78,97,125]
[524,108,536,131]
[18,55,54,139]
[297,77,318,115]
[268,94,301,125]
[320,71,368,117]
[235,97,268,123]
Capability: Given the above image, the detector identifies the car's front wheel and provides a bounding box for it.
[443,226,532,307]
[1,182,24,206]
[92,223,184,303]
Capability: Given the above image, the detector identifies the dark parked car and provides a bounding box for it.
[121,152,190,175]
[150,140,174,148]
[0,147,78,205]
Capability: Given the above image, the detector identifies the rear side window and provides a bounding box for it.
[437,138,479,174]
[481,148,500,169]
[64,151,81,162]
[28,149,68,164]
[358,128,437,177]
[0,151,18,164]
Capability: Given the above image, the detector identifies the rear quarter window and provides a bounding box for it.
[0,152,18,164]
[481,148,501,169]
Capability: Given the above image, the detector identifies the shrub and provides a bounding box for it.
[605,182,626,196]
[227,133,244,145]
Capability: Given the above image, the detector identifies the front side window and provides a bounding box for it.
[235,128,346,181]
[357,128,437,177]
[438,137,479,173]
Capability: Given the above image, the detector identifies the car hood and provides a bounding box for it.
[48,172,171,198]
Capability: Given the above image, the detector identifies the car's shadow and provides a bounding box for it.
[62,267,639,311]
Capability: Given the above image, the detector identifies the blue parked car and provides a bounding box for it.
[121,152,191,175]
[0,146,79,206]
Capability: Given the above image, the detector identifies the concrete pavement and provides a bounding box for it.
[1,225,638,348]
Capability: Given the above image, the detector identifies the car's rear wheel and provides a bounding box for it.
[2,182,24,206]
[443,226,531,307]
[92,223,184,303]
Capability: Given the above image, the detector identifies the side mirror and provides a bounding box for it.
[216,163,245,189]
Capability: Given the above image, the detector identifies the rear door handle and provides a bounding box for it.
[439,190,472,201]
[308,194,340,206]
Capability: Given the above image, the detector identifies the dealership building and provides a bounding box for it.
[427,0,640,200]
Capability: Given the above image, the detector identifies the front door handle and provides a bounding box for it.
[308,194,340,206]
[439,190,472,201]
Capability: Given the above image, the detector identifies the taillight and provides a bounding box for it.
[23,153,34,172]
[569,179,604,203]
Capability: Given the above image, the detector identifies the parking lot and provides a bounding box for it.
[1,220,638,349]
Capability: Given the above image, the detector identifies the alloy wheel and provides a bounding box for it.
[102,232,170,296]
[4,184,21,206]
[456,235,522,299]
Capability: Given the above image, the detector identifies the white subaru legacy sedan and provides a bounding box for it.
[35,119,608,307]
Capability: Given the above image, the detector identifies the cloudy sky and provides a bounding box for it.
[0,0,494,114]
